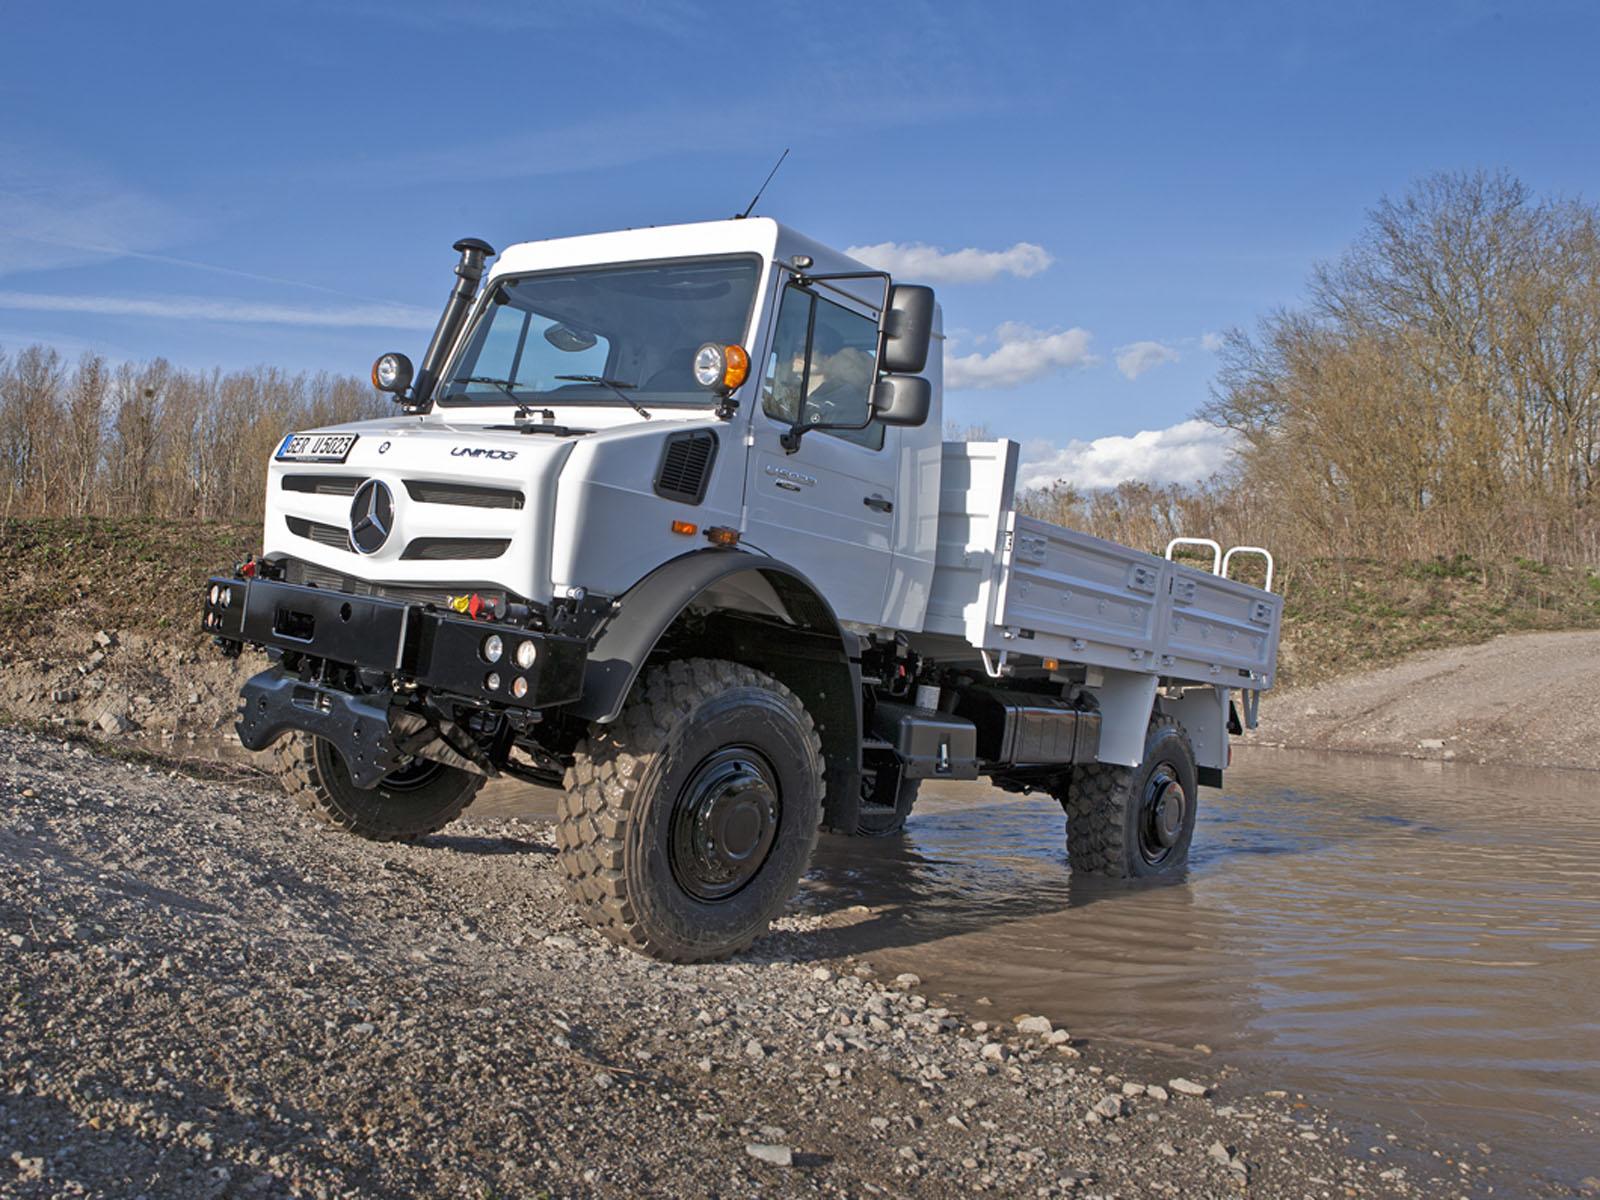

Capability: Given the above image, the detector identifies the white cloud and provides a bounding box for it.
[944,322,1095,390]
[1018,419,1239,491]
[844,241,1054,284]
[0,291,435,330]
[1114,340,1181,380]
[0,150,179,278]
[1200,330,1225,353]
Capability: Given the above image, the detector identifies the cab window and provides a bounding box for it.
[761,283,883,450]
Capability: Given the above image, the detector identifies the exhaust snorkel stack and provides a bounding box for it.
[404,236,496,411]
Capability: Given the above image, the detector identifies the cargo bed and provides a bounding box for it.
[921,440,1282,690]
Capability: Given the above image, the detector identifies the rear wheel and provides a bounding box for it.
[1059,715,1197,877]
[556,658,824,962]
[273,732,483,842]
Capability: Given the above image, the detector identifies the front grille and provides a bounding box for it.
[285,515,352,551]
[400,537,510,561]
[283,558,508,611]
[654,430,717,504]
[282,474,362,496]
[403,480,524,509]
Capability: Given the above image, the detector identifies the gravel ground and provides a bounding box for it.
[1,727,1460,1199]
[1250,629,1600,771]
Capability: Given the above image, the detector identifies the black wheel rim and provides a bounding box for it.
[669,746,781,902]
[1138,764,1188,866]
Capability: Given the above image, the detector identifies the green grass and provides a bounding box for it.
[0,516,255,649]
[1276,554,1600,687]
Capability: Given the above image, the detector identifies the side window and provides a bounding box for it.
[761,284,884,450]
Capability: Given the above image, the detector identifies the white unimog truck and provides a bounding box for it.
[204,219,1283,962]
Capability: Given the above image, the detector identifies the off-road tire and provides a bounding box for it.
[853,771,920,837]
[1060,714,1198,878]
[273,732,483,842]
[556,658,824,963]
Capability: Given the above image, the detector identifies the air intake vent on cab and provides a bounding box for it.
[653,430,717,504]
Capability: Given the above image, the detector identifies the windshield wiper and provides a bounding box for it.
[451,375,521,400]
[554,374,651,419]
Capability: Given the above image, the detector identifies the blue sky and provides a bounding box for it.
[3,0,1598,485]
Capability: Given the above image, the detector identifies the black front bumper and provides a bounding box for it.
[203,575,587,713]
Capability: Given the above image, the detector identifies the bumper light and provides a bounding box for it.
[483,634,504,663]
[485,671,501,691]
[514,640,537,670]
[511,676,529,699]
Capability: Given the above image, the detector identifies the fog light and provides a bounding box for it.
[209,585,220,605]
[514,640,537,670]
[485,671,501,691]
[221,587,233,608]
[371,351,414,394]
[511,676,529,699]
[483,634,504,663]
[693,343,750,392]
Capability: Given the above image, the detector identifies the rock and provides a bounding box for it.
[1044,1028,1072,1045]
[1577,1176,1600,1195]
[51,688,78,704]
[1418,738,1445,750]
[1093,1095,1125,1120]
[893,973,921,989]
[351,1023,375,1035]
[85,650,107,671]
[1168,1077,1209,1097]
[93,630,116,649]
[744,1039,766,1060]
[97,711,133,734]
[811,967,833,982]
[745,1143,793,1167]
[1144,1084,1169,1102]
[1015,1015,1053,1036]
[541,935,578,950]
[1207,1141,1233,1166]
[980,1042,1007,1062]
[1121,1081,1145,1097]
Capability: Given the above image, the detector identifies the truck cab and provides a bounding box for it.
[205,218,1281,962]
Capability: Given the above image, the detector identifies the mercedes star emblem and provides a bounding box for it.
[349,479,394,554]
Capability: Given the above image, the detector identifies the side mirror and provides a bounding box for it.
[872,374,930,427]
[881,284,935,374]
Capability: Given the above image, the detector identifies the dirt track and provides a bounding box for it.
[1250,629,1600,770]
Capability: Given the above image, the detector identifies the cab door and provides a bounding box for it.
[744,280,898,628]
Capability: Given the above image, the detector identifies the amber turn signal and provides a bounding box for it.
[693,343,749,393]
[671,520,698,536]
[705,526,740,547]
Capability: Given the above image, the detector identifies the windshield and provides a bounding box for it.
[437,255,762,407]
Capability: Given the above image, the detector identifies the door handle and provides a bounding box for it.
[863,494,893,513]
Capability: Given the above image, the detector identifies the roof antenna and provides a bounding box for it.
[736,148,789,220]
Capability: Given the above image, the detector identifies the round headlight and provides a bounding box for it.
[693,343,727,389]
[511,676,529,699]
[514,640,537,670]
[371,352,414,394]
[485,671,502,691]
[221,587,233,608]
[483,634,504,663]
[209,585,220,606]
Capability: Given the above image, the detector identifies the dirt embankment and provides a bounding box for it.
[1251,629,1600,771]
[1,727,1460,1199]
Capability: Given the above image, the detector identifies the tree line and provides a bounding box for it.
[1026,171,1600,572]
[0,351,383,522]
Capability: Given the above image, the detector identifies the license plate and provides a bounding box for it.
[276,433,358,463]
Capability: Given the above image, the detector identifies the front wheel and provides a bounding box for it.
[1059,715,1198,878]
[556,658,824,962]
[273,732,483,842]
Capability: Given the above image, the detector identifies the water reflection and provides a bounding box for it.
[804,750,1600,1188]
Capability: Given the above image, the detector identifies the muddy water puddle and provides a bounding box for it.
[802,748,1600,1189]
